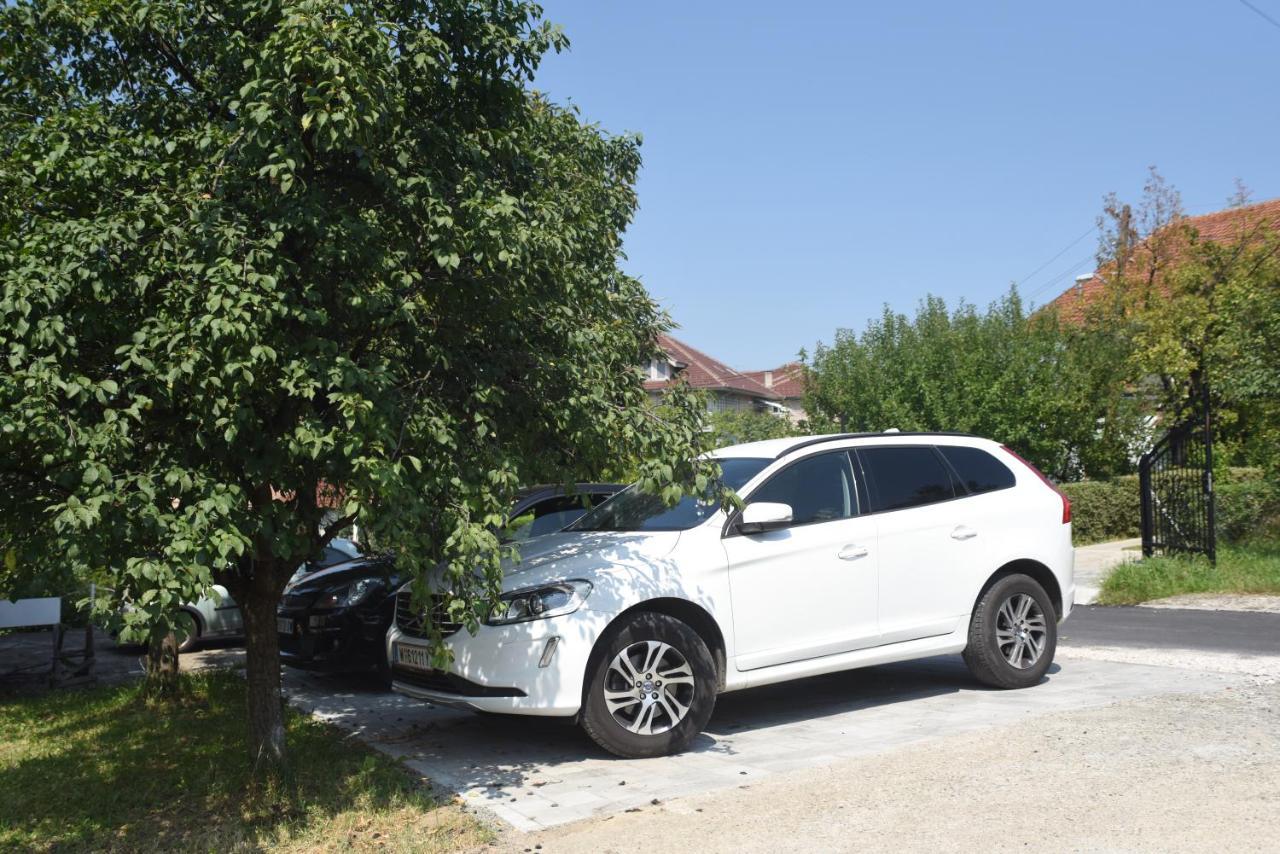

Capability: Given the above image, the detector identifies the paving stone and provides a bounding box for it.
[282,653,1240,830]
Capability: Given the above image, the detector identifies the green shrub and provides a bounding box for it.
[1059,469,1278,547]
[1060,478,1140,544]
[1216,478,1280,544]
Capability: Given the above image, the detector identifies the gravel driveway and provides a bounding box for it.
[495,675,1279,853]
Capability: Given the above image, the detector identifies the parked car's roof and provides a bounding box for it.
[713,432,986,461]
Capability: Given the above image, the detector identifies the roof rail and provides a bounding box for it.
[776,431,981,459]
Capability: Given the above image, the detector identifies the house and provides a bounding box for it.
[743,362,807,423]
[645,334,790,416]
[1046,197,1280,323]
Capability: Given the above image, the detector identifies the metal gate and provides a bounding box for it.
[1138,405,1216,563]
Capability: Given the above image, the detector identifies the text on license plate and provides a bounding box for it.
[396,643,432,671]
[276,617,293,634]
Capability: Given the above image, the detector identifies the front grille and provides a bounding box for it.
[280,592,313,610]
[395,590,462,638]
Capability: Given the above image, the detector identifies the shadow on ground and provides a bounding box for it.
[286,654,1059,800]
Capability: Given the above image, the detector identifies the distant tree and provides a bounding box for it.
[707,410,800,447]
[1092,174,1280,469]
[0,0,717,774]
[803,288,1143,480]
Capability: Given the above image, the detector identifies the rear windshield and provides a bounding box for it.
[569,458,770,532]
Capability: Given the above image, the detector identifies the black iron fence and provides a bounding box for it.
[1139,410,1216,564]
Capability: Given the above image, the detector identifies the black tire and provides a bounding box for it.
[581,612,717,758]
[175,610,201,653]
[963,573,1057,689]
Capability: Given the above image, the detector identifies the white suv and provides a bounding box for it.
[388,433,1074,758]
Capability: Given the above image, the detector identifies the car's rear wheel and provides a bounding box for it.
[963,573,1056,689]
[175,610,201,654]
[581,612,717,758]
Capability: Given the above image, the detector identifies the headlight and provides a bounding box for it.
[313,578,382,610]
[486,580,592,625]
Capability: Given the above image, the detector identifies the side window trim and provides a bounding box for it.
[932,445,968,497]
[725,449,860,537]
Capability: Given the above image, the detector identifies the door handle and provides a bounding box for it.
[838,545,869,561]
[951,525,978,541]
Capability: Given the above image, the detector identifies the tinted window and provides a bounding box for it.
[506,495,595,542]
[316,546,356,568]
[858,446,956,512]
[747,451,856,525]
[938,446,1016,495]
[571,458,770,532]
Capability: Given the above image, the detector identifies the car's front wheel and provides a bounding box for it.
[580,612,717,758]
[963,573,1057,689]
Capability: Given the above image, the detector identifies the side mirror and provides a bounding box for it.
[737,502,793,535]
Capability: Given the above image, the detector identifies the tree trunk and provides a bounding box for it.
[144,629,179,698]
[240,557,288,777]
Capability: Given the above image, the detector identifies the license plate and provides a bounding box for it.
[396,643,432,672]
[276,617,293,635]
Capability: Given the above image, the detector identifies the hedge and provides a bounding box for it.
[1060,477,1140,545]
[1060,469,1279,546]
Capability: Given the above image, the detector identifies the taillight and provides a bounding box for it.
[1001,445,1071,524]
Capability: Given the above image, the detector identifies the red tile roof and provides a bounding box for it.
[742,362,806,399]
[647,334,779,398]
[1046,197,1280,324]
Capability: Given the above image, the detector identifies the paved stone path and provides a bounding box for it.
[283,652,1243,831]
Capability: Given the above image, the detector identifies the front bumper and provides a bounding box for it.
[278,605,390,673]
[387,608,612,716]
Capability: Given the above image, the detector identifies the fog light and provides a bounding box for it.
[539,636,560,668]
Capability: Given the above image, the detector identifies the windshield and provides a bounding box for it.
[569,458,770,532]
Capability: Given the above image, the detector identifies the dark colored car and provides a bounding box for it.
[278,556,401,678]
[277,483,623,678]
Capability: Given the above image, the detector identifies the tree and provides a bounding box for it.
[802,288,1143,480]
[707,409,800,447]
[0,0,716,774]
[1092,174,1280,469]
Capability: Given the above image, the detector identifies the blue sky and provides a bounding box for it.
[530,1,1280,369]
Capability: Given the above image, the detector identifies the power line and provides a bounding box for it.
[1238,0,1280,32]
[1025,254,1097,303]
[1012,224,1097,291]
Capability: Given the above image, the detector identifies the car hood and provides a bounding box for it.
[393,530,682,596]
[287,558,398,594]
[498,530,681,589]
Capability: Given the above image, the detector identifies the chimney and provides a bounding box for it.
[763,370,773,388]
[1074,273,1093,295]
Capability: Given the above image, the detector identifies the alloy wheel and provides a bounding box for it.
[603,640,696,735]
[995,593,1047,669]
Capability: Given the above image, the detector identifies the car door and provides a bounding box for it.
[722,449,880,671]
[855,444,986,645]
[203,584,243,635]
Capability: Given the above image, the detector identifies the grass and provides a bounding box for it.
[1097,539,1280,605]
[0,670,490,853]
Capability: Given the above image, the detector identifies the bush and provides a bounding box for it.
[1060,477,1140,544]
[1216,478,1280,544]
[1059,469,1278,546]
